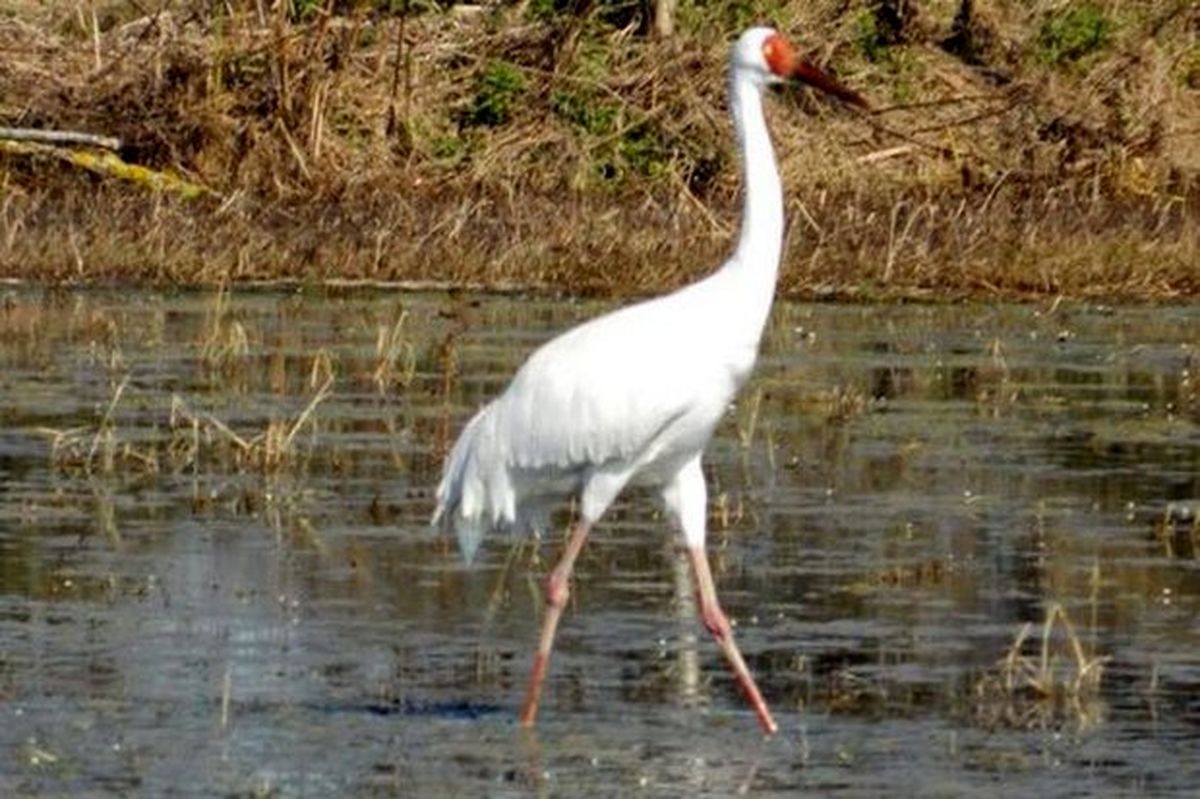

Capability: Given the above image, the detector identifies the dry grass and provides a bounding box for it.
[34,286,338,479]
[170,376,334,474]
[27,285,434,486]
[371,306,417,395]
[0,1,1197,298]
[38,372,334,477]
[38,374,162,475]
[973,601,1109,730]
[200,282,250,374]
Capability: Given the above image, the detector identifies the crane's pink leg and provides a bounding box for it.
[686,545,778,734]
[518,520,591,727]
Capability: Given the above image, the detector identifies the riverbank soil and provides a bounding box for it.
[1,1,1197,298]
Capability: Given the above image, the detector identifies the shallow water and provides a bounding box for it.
[0,288,1197,796]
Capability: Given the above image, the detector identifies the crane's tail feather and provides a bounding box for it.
[432,406,501,564]
[455,516,487,564]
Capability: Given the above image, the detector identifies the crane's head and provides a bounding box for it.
[733,27,867,108]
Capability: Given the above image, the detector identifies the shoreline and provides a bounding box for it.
[2,4,1197,301]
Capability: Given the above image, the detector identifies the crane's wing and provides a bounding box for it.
[492,299,721,471]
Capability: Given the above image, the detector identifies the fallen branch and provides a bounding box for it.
[0,126,121,151]
[0,139,214,198]
[857,144,915,164]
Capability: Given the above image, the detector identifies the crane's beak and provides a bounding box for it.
[765,35,868,110]
[788,57,869,109]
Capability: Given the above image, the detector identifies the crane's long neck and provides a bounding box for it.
[726,72,783,333]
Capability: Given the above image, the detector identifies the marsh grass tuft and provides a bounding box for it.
[973,602,1109,730]
[372,307,416,395]
[39,375,160,476]
[41,362,335,481]
[201,285,251,378]
[168,375,334,475]
[821,383,871,425]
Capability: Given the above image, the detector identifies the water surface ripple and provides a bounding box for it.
[0,289,1197,796]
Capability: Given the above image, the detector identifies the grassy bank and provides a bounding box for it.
[1,1,1198,299]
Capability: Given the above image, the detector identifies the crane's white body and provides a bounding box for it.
[435,29,785,561]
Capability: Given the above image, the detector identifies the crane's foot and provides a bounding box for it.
[701,602,778,734]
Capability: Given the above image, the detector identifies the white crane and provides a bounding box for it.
[434,27,865,735]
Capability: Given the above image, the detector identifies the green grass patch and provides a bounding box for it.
[1035,3,1113,67]
[461,61,527,128]
[854,8,889,64]
[552,89,617,137]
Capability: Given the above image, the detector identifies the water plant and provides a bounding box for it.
[38,375,159,476]
[973,601,1109,730]
[201,285,250,379]
[372,307,417,394]
[170,375,334,475]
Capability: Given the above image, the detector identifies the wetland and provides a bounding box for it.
[0,288,1197,795]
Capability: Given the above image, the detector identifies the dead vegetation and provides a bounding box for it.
[781,600,1110,729]
[38,372,335,477]
[31,287,402,481]
[973,601,1108,730]
[1,1,1198,298]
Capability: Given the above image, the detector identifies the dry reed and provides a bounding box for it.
[0,1,1197,298]
[973,600,1109,730]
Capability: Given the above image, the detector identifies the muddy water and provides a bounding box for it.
[0,288,1197,796]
